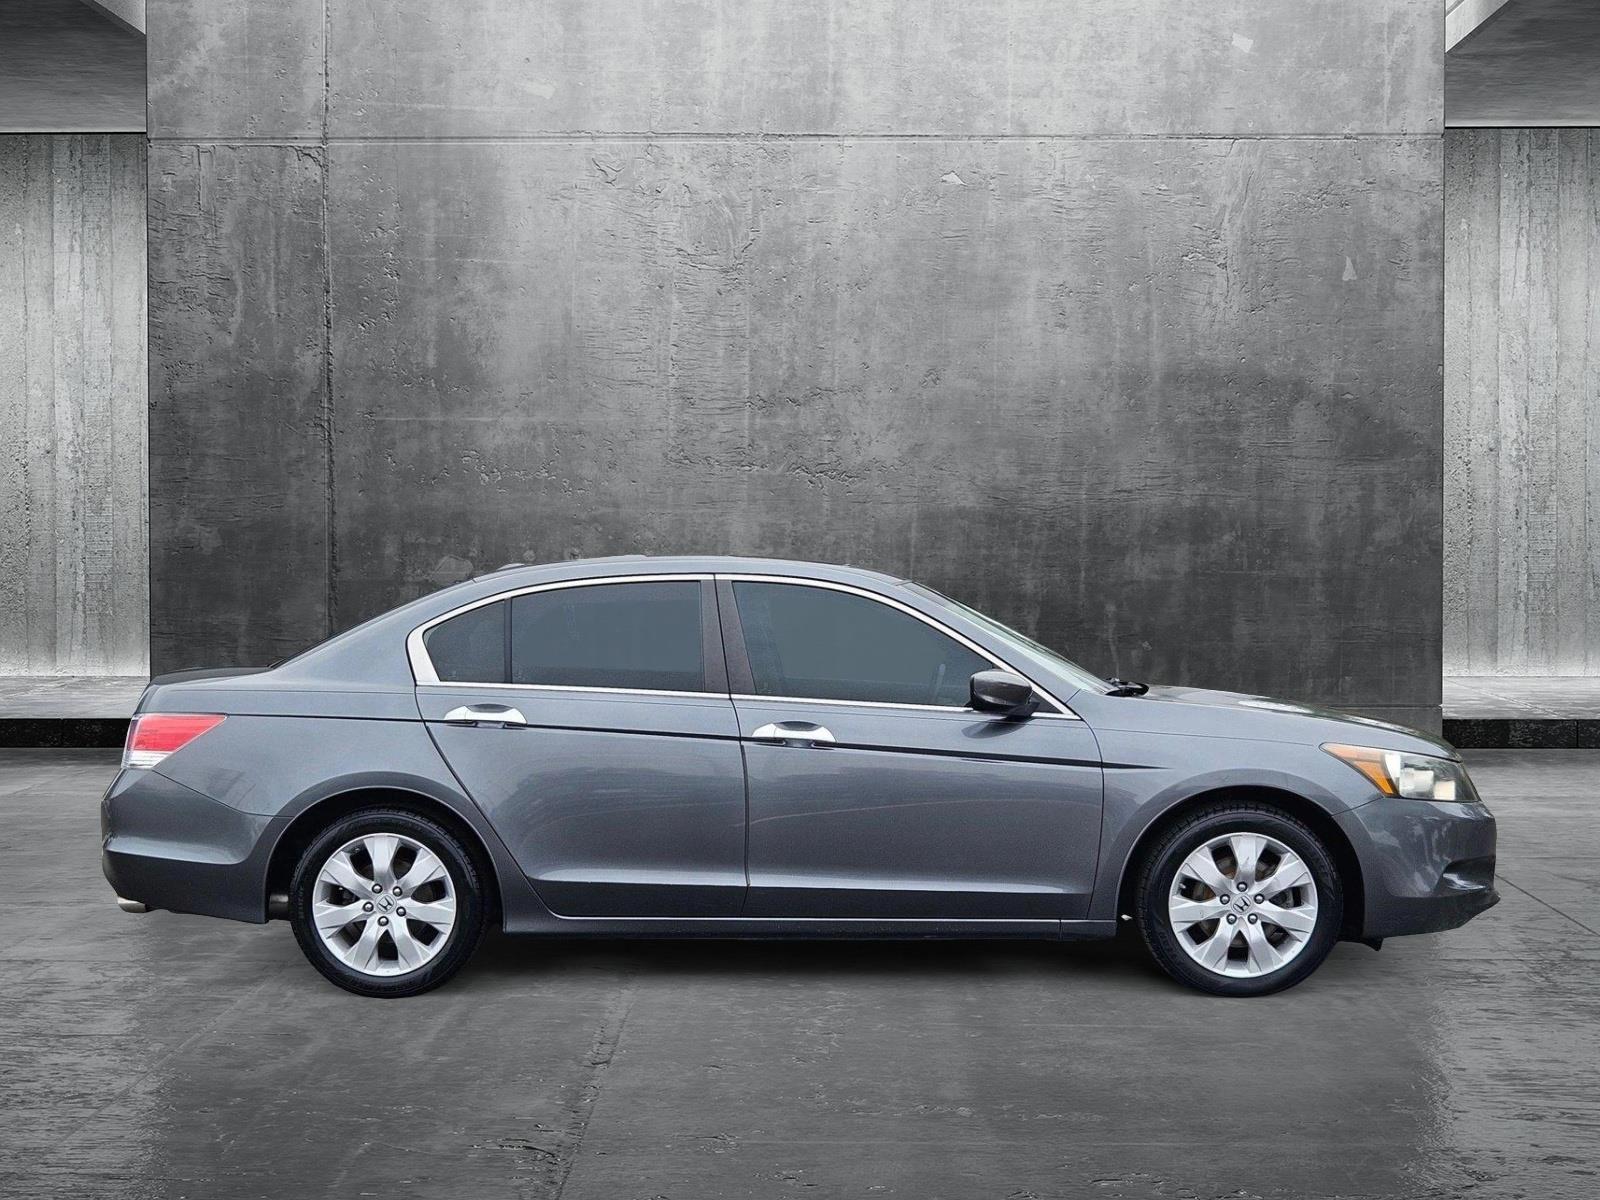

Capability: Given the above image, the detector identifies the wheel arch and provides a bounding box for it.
[1113,785,1366,939]
[264,786,504,926]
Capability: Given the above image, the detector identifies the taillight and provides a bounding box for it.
[122,714,226,769]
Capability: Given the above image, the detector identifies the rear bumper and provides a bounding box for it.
[1338,797,1499,940]
[101,768,275,923]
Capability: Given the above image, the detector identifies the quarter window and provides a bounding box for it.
[511,581,706,692]
[422,600,507,683]
[732,582,991,707]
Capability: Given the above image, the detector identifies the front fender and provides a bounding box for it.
[1084,729,1376,922]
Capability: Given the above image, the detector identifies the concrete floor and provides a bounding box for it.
[2,751,1597,1199]
[1444,676,1600,719]
[0,677,148,718]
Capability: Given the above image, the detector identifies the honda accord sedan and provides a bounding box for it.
[103,556,1497,997]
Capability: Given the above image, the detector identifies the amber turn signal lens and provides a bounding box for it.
[1321,743,1400,796]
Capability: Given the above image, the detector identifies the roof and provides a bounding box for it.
[474,555,907,588]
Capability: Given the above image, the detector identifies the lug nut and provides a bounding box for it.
[378,916,389,926]
[393,886,402,896]
[362,901,374,912]
[1227,915,1238,925]
[396,907,406,917]
[371,883,382,893]
[1236,882,1248,891]
[1254,895,1264,904]
[1248,914,1258,924]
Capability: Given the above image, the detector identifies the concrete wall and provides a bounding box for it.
[148,1,1445,726]
[1445,129,1600,676]
[0,135,148,676]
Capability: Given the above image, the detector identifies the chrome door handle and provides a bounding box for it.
[749,721,835,746]
[442,704,528,728]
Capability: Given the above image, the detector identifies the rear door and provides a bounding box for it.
[722,578,1104,919]
[414,576,746,917]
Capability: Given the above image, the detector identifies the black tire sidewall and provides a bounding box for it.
[1137,805,1343,998]
[289,808,485,998]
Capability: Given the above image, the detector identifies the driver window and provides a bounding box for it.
[732,582,990,707]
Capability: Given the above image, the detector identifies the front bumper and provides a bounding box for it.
[1337,796,1499,940]
[101,768,276,923]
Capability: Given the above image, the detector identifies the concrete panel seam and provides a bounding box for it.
[322,0,335,637]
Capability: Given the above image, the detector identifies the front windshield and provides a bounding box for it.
[908,585,1111,696]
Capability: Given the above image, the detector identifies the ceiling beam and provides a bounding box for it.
[1447,0,1516,52]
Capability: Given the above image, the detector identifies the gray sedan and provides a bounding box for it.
[103,556,1497,997]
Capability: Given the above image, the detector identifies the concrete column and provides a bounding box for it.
[0,134,148,676]
[1445,128,1600,676]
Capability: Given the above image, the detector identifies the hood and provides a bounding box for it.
[1082,684,1456,758]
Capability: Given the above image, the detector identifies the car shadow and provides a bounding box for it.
[459,927,1169,987]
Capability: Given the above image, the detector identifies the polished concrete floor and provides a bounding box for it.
[1444,676,1600,719]
[2,750,1597,1199]
[0,676,148,718]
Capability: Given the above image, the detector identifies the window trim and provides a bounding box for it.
[408,573,714,691]
[717,574,1076,718]
[407,570,1079,719]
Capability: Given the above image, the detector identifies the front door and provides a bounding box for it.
[723,579,1104,919]
[415,577,746,917]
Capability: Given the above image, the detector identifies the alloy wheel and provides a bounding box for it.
[1167,831,1319,978]
[312,833,458,977]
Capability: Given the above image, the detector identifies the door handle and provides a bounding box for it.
[442,703,528,728]
[749,721,835,747]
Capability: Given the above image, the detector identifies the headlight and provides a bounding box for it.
[1322,743,1478,803]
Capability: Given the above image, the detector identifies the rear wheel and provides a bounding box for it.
[1135,802,1343,997]
[289,808,486,997]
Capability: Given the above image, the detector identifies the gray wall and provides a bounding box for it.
[1445,128,1600,676]
[148,1,1445,726]
[0,134,148,676]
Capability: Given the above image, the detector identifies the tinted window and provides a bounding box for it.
[733,582,991,707]
[511,582,705,692]
[423,600,507,682]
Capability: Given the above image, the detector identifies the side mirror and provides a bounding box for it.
[969,670,1038,717]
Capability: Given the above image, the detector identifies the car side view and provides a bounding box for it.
[103,557,1498,998]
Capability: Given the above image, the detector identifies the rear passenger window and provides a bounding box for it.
[511,581,705,692]
[422,600,506,683]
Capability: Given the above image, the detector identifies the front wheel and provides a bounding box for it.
[289,808,487,997]
[1135,803,1343,997]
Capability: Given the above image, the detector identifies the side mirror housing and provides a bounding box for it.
[969,670,1038,717]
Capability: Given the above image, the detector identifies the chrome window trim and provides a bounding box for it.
[717,573,1078,718]
[406,573,712,686]
[406,569,1079,720]
[419,681,724,701]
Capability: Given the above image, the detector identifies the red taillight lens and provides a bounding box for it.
[122,713,226,769]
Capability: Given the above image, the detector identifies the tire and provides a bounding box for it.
[289,808,487,998]
[1134,802,1343,997]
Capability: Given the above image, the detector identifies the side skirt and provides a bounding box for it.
[501,915,1118,940]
